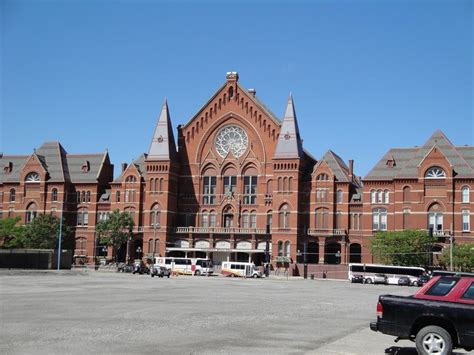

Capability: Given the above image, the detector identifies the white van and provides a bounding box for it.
[221,262,262,278]
[193,258,214,276]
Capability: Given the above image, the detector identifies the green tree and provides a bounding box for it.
[95,209,134,262]
[371,229,437,266]
[439,244,474,272]
[0,217,26,247]
[3,214,72,249]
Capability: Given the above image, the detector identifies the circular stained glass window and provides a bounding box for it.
[214,125,248,158]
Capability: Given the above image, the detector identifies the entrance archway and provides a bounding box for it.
[307,242,319,264]
[349,243,362,263]
[222,206,234,227]
[324,243,341,264]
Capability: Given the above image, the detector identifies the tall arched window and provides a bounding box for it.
[151,204,161,227]
[77,209,89,226]
[337,190,343,203]
[9,188,16,203]
[266,211,272,231]
[201,210,209,228]
[209,211,217,227]
[278,241,283,256]
[51,188,58,202]
[284,241,291,257]
[377,190,383,203]
[428,203,443,232]
[242,211,249,228]
[279,204,289,229]
[370,190,376,204]
[26,203,37,223]
[250,210,257,228]
[403,186,411,202]
[372,208,387,231]
[462,186,470,203]
[384,190,389,204]
[86,191,91,203]
[116,191,121,203]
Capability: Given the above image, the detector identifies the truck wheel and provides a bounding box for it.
[253,274,258,278]
[365,278,373,284]
[415,326,452,355]
[194,270,201,276]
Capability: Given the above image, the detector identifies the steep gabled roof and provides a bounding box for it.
[147,99,177,161]
[320,150,350,182]
[364,130,474,180]
[273,94,303,159]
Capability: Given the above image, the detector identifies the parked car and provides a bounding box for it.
[351,274,364,283]
[373,273,388,285]
[132,261,149,275]
[370,274,474,355]
[416,274,431,287]
[150,265,170,278]
[397,275,411,286]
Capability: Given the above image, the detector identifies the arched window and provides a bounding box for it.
[116,191,121,203]
[403,208,410,230]
[337,190,343,204]
[288,177,293,192]
[81,191,86,203]
[316,173,328,181]
[403,186,411,202]
[151,204,161,227]
[25,172,40,182]
[372,208,387,231]
[284,241,291,257]
[52,188,58,202]
[86,191,91,203]
[428,203,443,232]
[336,211,342,229]
[377,190,383,203]
[26,203,37,223]
[125,175,136,183]
[250,210,257,228]
[384,190,389,204]
[77,209,89,226]
[462,210,470,231]
[242,211,249,228]
[425,166,446,179]
[209,211,217,227]
[278,241,283,256]
[9,188,16,203]
[462,186,470,203]
[266,211,272,231]
[279,204,289,229]
[201,210,209,228]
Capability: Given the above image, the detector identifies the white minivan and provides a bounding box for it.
[193,258,214,276]
[154,257,193,275]
[221,262,262,278]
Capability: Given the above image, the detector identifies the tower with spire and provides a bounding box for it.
[144,99,179,257]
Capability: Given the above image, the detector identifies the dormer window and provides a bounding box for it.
[386,159,395,168]
[425,167,446,179]
[25,172,40,182]
[81,161,90,173]
[4,162,12,174]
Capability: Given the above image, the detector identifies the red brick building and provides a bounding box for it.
[1,73,472,266]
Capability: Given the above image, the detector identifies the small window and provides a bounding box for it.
[116,191,121,203]
[426,278,459,297]
[462,186,470,203]
[52,188,58,202]
[9,189,16,203]
[462,282,474,300]
[337,190,343,204]
[25,172,40,182]
[425,166,446,179]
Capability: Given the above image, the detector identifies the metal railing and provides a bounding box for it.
[307,228,346,236]
[174,226,266,234]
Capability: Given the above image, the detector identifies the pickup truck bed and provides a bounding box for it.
[371,275,474,354]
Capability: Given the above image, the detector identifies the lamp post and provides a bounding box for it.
[336,250,341,265]
[136,246,142,260]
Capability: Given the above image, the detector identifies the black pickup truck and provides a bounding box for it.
[370,275,474,355]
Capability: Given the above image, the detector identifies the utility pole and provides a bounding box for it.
[57,200,64,271]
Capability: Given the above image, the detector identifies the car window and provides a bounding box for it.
[426,278,459,296]
[462,282,474,300]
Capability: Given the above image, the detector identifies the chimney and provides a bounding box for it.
[349,159,354,177]
[248,88,256,97]
[121,162,128,172]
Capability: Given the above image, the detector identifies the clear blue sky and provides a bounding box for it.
[1,0,472,178]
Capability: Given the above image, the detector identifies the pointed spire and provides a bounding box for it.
[147,98,177,161]
[273,94,303,159]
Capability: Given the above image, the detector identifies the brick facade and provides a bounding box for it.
[1,73,473,266]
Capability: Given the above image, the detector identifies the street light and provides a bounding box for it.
[136,246,142,260]
[336,250,341,265]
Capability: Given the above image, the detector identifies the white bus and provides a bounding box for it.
[348,263,426,285]
[153,257,214,276]
[221,262,262,278]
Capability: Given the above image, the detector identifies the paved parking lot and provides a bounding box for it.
[0,271,470,354]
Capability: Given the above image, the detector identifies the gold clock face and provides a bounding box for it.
[214,125,248,158]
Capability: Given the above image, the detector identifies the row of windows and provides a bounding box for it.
[203,176,258,205]
[277,241,291,257]
[370,190,390,204]
[8,188,59,203]
[77,191,91,204]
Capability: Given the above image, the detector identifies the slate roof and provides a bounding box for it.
[273,94,303,159]
[0,142,109,184]
[364,130,474,180]
[321,150,351,183]
[148,99,177,161]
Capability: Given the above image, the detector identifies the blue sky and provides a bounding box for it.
[1,0,472,177]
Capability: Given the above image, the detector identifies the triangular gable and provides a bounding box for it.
[273,94,303,159]
[148,99,177,161]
